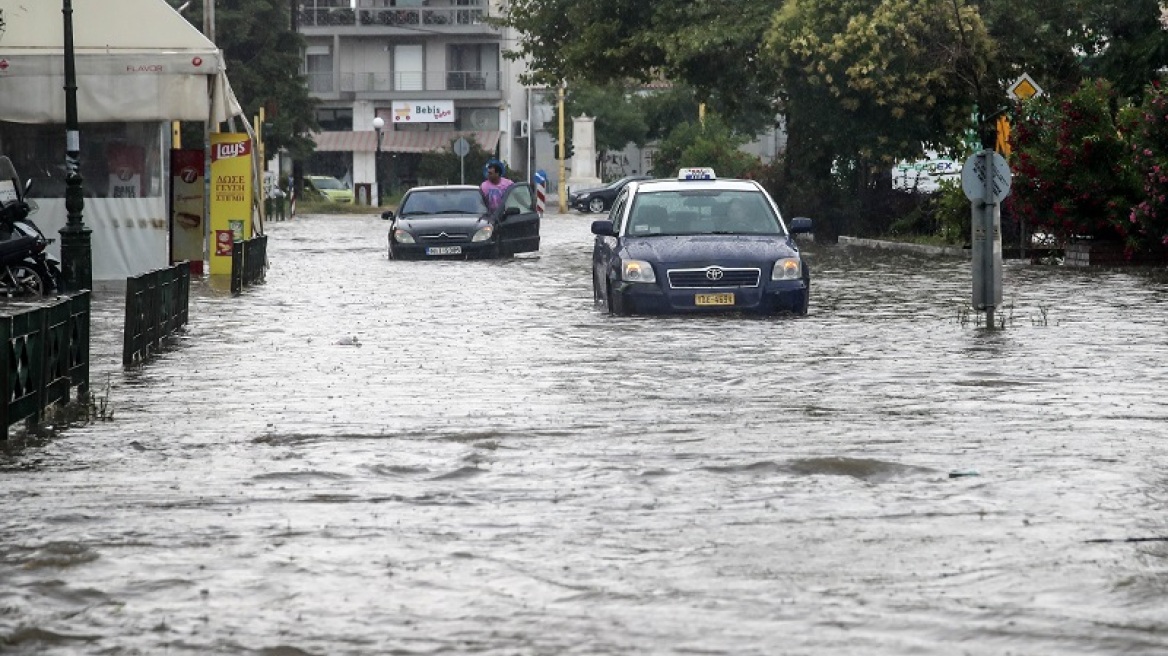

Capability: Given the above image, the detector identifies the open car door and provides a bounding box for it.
[495,183,541,255]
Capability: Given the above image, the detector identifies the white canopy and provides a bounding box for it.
[0,0,242,123]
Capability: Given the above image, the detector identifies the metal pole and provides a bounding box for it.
[981,150,995,329]
[375,127,382,206]
[557,83,566,214]
[58,0,92,292]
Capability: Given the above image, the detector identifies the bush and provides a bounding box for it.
[651,114,760,178]
[1011,79,1141,245]
[1124,83,1168,256]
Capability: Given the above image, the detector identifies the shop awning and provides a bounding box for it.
[312,130,501,154]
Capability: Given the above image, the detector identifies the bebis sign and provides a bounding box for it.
[212,140,251,162]
[391,100,455,123]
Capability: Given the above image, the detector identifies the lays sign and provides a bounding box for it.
[212,139,251,162]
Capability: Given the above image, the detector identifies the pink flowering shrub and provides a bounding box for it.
[1011,79,1142,250]
[1124,83,1168,254]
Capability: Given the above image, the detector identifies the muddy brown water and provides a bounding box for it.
[2,212,1167,655]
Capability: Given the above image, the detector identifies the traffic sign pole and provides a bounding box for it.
[962,149,1010,329]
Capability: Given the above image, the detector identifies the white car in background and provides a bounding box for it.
[892,158,961,194]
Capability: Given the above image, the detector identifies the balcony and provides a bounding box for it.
[298,2,494,33]
[307,70,501,97]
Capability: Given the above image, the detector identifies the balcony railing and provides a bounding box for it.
[313,70,500,94]
[298,5,488,28]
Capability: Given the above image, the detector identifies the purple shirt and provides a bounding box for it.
[480,177,514,211]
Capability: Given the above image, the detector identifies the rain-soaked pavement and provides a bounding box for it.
[2,210,1168,655]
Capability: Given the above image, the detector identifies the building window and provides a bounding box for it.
[445,44,499,91]
[394,44,424,91]
[315,108,353,131]
[305,45,333,93]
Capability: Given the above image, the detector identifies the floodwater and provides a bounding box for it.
[2,211,1167,655]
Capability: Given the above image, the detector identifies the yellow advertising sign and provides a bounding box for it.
[208,132,253,275]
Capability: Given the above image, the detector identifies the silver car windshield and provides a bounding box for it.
[625,190,783,237]
[400,190,487,217]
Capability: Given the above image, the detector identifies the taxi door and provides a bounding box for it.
[496,183,541,255]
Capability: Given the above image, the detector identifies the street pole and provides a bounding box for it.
[59,0,92,292]
[372,116,384,206]
[557,83,566,214]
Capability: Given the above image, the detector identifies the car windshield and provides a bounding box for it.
[399,189,487,217]
[310,177,345,190]
[624,189,783,236]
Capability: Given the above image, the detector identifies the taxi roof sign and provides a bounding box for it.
[678,167,716,180]
[1008,73,1044,101]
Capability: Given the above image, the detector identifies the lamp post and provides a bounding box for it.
[372,116,384,206]
[59,0,92,291]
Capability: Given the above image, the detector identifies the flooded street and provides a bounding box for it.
[3,211,1167,655]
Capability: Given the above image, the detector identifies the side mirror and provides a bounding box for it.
[591,220,616,237]
[498,206,521,221]
[381,210,394,221]
[788,217,813,234]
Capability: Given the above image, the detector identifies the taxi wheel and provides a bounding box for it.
[606,281,630,316]
[592,270,603,303]
[588,198,606,213]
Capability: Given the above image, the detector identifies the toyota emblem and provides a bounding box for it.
[706,267,724,281]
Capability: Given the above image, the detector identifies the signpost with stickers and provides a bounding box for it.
[961,150,1011,328]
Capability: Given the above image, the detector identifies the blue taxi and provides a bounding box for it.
[590,168,813,315]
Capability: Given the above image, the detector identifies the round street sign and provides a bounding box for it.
[961,151,1011,204]
[452,137,470,157]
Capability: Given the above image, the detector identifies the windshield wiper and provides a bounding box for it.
[402,211,431,216]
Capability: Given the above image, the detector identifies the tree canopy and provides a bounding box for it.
[170,0,318,158]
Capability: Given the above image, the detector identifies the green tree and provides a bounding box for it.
[543,82,648,178]
[173,0,318,158]
[500,0,784,128]
[651,115,759,178]
[763,0,994,192]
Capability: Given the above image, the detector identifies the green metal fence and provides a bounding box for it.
[1,292,91,439]
[231,235,268,296]
[123,262,191,366]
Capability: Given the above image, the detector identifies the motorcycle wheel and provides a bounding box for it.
[3,264,50,297]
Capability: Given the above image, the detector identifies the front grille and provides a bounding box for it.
[420,233,470,243]
[668,267,761,289]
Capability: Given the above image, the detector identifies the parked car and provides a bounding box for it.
[590,168,813,315]
[382,184,540,259]
[304,175,354,203]
[569,175,652,213]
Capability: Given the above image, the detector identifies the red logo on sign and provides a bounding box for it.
[212,140,251,162]
[180,167,199,183]
[192,57,203,67]
[0,60,9,71]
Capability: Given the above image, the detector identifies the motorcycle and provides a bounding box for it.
[0,156,62,297]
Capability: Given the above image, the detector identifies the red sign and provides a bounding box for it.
[215,230,234,256]
[212,140,251,162]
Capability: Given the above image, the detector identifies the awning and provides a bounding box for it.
[312,130,501,154]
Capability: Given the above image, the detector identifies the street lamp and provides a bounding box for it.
[59,0,92,291]
[372,116,384,206]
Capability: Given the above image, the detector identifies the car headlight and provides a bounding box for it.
[621,259,657,283]
[393,228,415,244]
[472,225,494,242]
[772,257,802,281]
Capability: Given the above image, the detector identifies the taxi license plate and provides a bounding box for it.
[695,293,735,306]
[426,246,462,256]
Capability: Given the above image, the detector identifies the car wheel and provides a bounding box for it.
[606,280,629,316]
[588,197,606,213]
[797,266,811,316]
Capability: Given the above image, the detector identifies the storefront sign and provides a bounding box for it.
[170,148,205,267]
[208,132,253,275]
[391,101,455,123]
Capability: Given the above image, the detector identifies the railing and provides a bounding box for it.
[299,5,487,28]
[123,263,191,367]
[1,292,91,440]
[329,70,499,94]
[231,235,268,296]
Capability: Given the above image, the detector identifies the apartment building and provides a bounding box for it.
[297,0,530,201]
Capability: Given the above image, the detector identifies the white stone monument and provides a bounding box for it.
[567,115,602,193]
